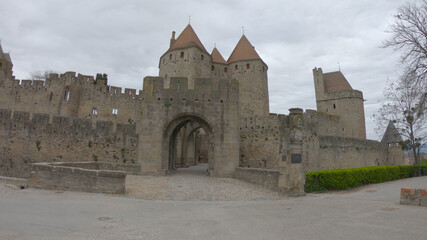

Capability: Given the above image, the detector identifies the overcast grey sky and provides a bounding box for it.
[0,0,408,140]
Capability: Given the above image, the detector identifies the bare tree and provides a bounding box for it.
[30,70,56,81]
[374,70,427,175]
[382,0,427,85]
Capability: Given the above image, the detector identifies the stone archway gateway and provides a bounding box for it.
[163,115,214,174]
[137,77,240,178]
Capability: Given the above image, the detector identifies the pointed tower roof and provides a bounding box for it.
[0,42,4,59]
[381,121,403,143]
[227,35,261,63]
[323,71,353,93]
[211,47,227,64]
[168,24,208,53]
[4,53,12,63]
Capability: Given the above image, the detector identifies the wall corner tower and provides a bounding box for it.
[228,35,269,117]
[312,68,366,139]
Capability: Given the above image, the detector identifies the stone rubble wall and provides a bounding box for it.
[239,114,287,169]
[400,188,427,207]
[29,162,126,194]
[234,167,279,190]
[0,108,138,178]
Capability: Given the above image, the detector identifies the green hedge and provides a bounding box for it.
[305,165,425,193]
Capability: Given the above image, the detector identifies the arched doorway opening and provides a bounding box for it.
[162,114,214,175]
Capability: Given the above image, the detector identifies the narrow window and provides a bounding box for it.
[333,104,336,109]
[64,88,70,101]
[246,63,250,69]
[92,107,98,115]
[112,108,118,115]
[49,92,53,102]
[262,66,265,72]
[180,52,184,58]
[201,55,204,60]
[169,54,172,60]
[224,67,228,73]
[211,65,215,71]
[235,65,238,70]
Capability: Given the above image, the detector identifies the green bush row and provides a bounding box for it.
[305,165,426,193]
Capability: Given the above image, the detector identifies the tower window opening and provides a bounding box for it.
[246,63,250,69]
[201,55,204,60]
[333,104,336,109]
[263,66,265,71]
[235,65,238,70]
[169,54,172,60]
[64,88,70,101]
[92,107,98,115]
[211,65,215,71]
[180,52,184,58]
[224,67,228,73]
[112,108,118,115]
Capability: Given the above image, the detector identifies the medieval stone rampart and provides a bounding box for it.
[239,114,287,169]
[0,108,138,178]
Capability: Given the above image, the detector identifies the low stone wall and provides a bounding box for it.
[235,167,279,189]
[29,163,126,194]
[400,188,427,207]
[0,176,28,189]
[51,162,141,175]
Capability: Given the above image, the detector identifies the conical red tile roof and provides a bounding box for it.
[169,24,208,53]
[0,42,4,59]
[211,47,227,64]
[227,35,261,63]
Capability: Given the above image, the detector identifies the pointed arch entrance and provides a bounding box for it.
[162,114,214,174]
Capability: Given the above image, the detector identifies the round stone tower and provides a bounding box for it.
[227,35,269,117]
[159,24,212,89]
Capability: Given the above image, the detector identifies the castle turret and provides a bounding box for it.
[0,42,14,82]
[381,121,404,165]
[313,68,366,139]
[228,35,269,117]
[159,24,212,89]
[211,47,229,79]
[58,72,82,117]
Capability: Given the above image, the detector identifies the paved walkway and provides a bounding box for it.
[0,173,426,240]
[126,164,286,200]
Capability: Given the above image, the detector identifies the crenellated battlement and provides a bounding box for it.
[0,108,138,137]
[141,77,239,103]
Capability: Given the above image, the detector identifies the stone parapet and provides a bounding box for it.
[29,162,126,194]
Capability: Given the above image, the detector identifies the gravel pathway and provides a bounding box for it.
[126,164,287,201]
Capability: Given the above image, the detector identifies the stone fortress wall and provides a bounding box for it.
[0,24,404,194]
[0,108,138,178]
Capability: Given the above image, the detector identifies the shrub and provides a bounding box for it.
[305,165,420,192]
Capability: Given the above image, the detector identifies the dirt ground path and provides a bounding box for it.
[126,164,286,201]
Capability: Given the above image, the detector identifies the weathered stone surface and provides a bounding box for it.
[235,167,279,189]
[28,163,126,194]
[400,188,427,207]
